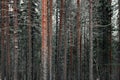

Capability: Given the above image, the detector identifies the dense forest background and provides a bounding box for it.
[0,0,120,80]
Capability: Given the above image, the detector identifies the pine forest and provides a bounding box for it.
[0,0,120,80]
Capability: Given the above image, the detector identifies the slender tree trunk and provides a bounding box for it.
[27,0,32,80]
[63,2,67,80]
[4,1,8,79]
[109,30,112,80]
[83,23,86,80]
[1,0,5,79]
[63,25,67,80]
[57,0,65,79]
[89,0,93,80]
[41,0,48,80]
[55,0,59,79]
[47,0,53,80]
[13,0,19,80]
[109,1,112,80]
[118,0,120,79]
[77,0,81,79]
[109,14,112,80]
[6,0,10,79]
[70,21,73,80]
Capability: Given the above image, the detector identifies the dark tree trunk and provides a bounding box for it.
[47,0,53,80]
[6,0,10,79]
[27,0,32,80]
[1,0,5,79]
[57,0,65,80]
[77,0,81,79]
[55,0,59,79]
[63,1,67,80]
[118,0,120,79]
[89,0,93,80]
[13,0,19,80]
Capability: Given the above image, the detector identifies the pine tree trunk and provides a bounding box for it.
[6,0,10,79]
[57,0,65,79]
[48,0,53,80]
[63,2,67,80]
[1,0,5,79]
[70,19,73,80]
[41,0,48,80]
[13,0,19,79]
[109,1,112,80]
[55,0,59,79]
[118,0,120,79]
[27,0,32,80]
[89,0,93,80]
[77,0,81,79]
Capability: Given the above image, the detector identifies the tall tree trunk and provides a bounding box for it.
[41,0,48,80]
[55,0,59,79]
[70,19,73,80]
[57,0,65,79]
[109,1,112,80]
[63,22,67,80]
[118,0,120,79]
[77,0,81,79]
[27,0,32,80]
[48,0,53,80]
[6,0,10,79]
[13,0,19,80]
[1,0,5,79]
[89,0,93,80]
[63,1,67,79]
[4,1,7,79]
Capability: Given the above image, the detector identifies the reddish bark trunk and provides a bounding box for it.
[41,0,48,80]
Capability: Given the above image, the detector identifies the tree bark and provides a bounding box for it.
[118,0,120,79]
[13,0,19,80]
[63,1,67,80]
[47,0,53,80]
[57,0,65,79]
[55,0,59,79]
[1,0,5,79]
[27,0,32,80]
[89,0,93,80]
[41,0,48,80]
[77,0,81,79]
[6,0,10,79]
